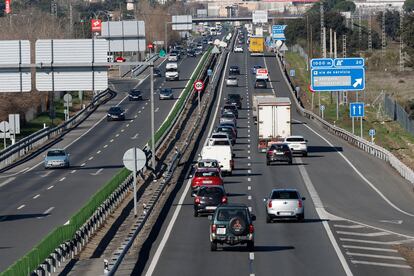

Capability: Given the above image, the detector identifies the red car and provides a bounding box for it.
[191,168,223,195]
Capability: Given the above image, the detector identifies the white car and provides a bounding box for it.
[284,136,308,156]
[211,132,234,145]
[225,76,238,87]
[264,189,305,222]
[234,46,243,53]
[168,53,178,62]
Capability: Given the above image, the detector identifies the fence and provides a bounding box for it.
[384,94,414,136]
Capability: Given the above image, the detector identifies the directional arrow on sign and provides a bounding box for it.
[353,78,363,88]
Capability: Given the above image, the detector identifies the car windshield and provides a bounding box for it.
[47,150,66,157]
[217,208,248,221]
[130,90,141,95]
[195,171,220,177]
[271,191,299,200]
[109,107,121,112]
[198,187,224,197]
[228,94,240,100]
[213,140,230,145]
[161,89,172,94]
[286,137,305,142]
[212,134,227,139]
[222,114,234,118]
[224,105,236,110]
[198,161,218,168]
[270,144,289,151]
[256,79,266,83]
[230,66,238,70]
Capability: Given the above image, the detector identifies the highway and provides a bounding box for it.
[131,32,414,276]
[0,52,204,271]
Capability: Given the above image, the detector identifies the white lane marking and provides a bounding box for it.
[248,195,252,200]
[248,163,251,166]
[115,134,120,137]
[247,177,251,182]
[248,186,252,190]
[350,260,411,269]
[26,93,130,173]
[248,134,251,138]
[334,224,365,229]
[248,139,251,142]
[33,194,40,199]
[337,231,390,237]
[342,245,398,253]
[121,129,125,133]
[135,114,139,118]
[300,120,414,217]
[64,220,70,225]
[59,177,66,182]
[17,205,25,210]
[142,106,145,110]
[104,144,108,148]
[40,171,53,178]
[248,170,251,174]
[81,163,86,167]
[0,167,29,178]
[248,206,252,212]
[0,177,16,188]
[145,102,148,106]
[145,52,231,276]
[248,150,251,154]
[47,185,54,190]
[380,220,403,225]
[91,168,103,176]
[339,238,414,245]
[88,156,94,161]
[248,156,251,159]
[346,252,405,260]
[248,145,251,148]
[97,150,101,154]
[249,252,255,260]
[43,207,55,215]
[126,124,130,127]
[155,107,160,113]
[70,170,76,174]
[131,133,139,140]
[296,156,352,276]
[110,139,114,143]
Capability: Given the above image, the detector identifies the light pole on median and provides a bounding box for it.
[150,63,156,173]
[165,22,172,53]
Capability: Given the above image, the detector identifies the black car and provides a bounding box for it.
[229,65,240,75]
[222,104,238,118]
[255,79,267,89]
[107,106,125,121]
[209,203,256,251]
[154,68,162,77]
[226,94,243,109]
[266,143,293,165]
[194,186,227,217]
[128,89,143,101]
[187,49,196,57]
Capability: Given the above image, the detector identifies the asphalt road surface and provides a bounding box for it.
[131,32,414,276]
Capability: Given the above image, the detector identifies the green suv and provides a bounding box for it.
[209,203,256,251]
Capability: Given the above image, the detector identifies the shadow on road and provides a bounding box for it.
[0,213,49,222]
[308,146,343,153]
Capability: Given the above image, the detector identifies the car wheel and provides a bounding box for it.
[194,210,199,217]
[266,160,270,166]
[288,160,293,165]
[298,213,304,221]
[303,152,308,157]
[247,241,254,251]
[266,214,271,223]
[210,241,217,251]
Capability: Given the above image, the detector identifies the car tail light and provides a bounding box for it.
[268,200,272,208]
[298,199,303,208]
[221,196,228,203]
[249,224,254,233]
[211,224,217,234]
[195,196,201,204]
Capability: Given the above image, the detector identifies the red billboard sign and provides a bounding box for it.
[91,19,102,33]
[5,0,11,14]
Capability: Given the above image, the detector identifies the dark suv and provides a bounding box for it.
[266,143,293,165]
[209,204,256,251]
[222,104,238,118]
[226,94,243,109]
[194,186,227,217]
[229,65,240,75]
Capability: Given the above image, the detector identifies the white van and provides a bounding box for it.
[201,145,234,175]
[165,62,179,81]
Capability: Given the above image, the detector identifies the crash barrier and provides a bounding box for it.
[0,90,115,172]
[0,48,214,276]
[275,53,414,187]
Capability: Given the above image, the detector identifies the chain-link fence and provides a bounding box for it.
[384,94,414,135]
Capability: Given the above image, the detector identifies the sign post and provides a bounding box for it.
[320,105,325,119]
[0,121,10,149]
[123,148,147,217]
[63,93,73,121]
[350,102,364,137]
[194,80,204,115]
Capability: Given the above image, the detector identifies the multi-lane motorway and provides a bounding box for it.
[131,33,414,276]
[0,53,204,270]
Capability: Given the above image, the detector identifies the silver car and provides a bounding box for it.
[44,149,70,169]
[226,76,238,87]
[219,112,237,126]
[264,189,305,222]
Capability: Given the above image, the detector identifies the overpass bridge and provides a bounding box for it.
[191,15,303,23]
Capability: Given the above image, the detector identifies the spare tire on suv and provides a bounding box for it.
[229,216,247,236]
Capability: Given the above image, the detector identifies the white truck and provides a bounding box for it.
[252,93,276,124]
[165,62,179,81]
[201,145,234,175]
[257,97,292,152]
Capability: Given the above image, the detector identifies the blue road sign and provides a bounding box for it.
[320,104,325,111]
[290,69,295,77]
[311,68,365,91]
[311,58,334,68]
[272,25,287,41]
[334,58,364,68]
[369,129,376,136]
[207,69,213,76]
[350,102,365,117]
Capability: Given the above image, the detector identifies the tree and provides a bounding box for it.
[376,10,401,41]
[402,13,414,67]
[404,0,414,13]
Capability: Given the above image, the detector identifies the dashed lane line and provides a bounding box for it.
[104,145,108,148]
[350,260,411,269]
[33,194,40,199]
[17,205,25,210]
[88,156,94,161]
[71,170,77,174]
[59,177,66,182]
[97,150,101,154]
[43,207,55,215]
[342,245,398,253]
[47,185,54,190]
[346,252,405,261]
[337,231,391,237]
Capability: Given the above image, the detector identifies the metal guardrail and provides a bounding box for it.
[276,53,414,187]
[0,90,114,172]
